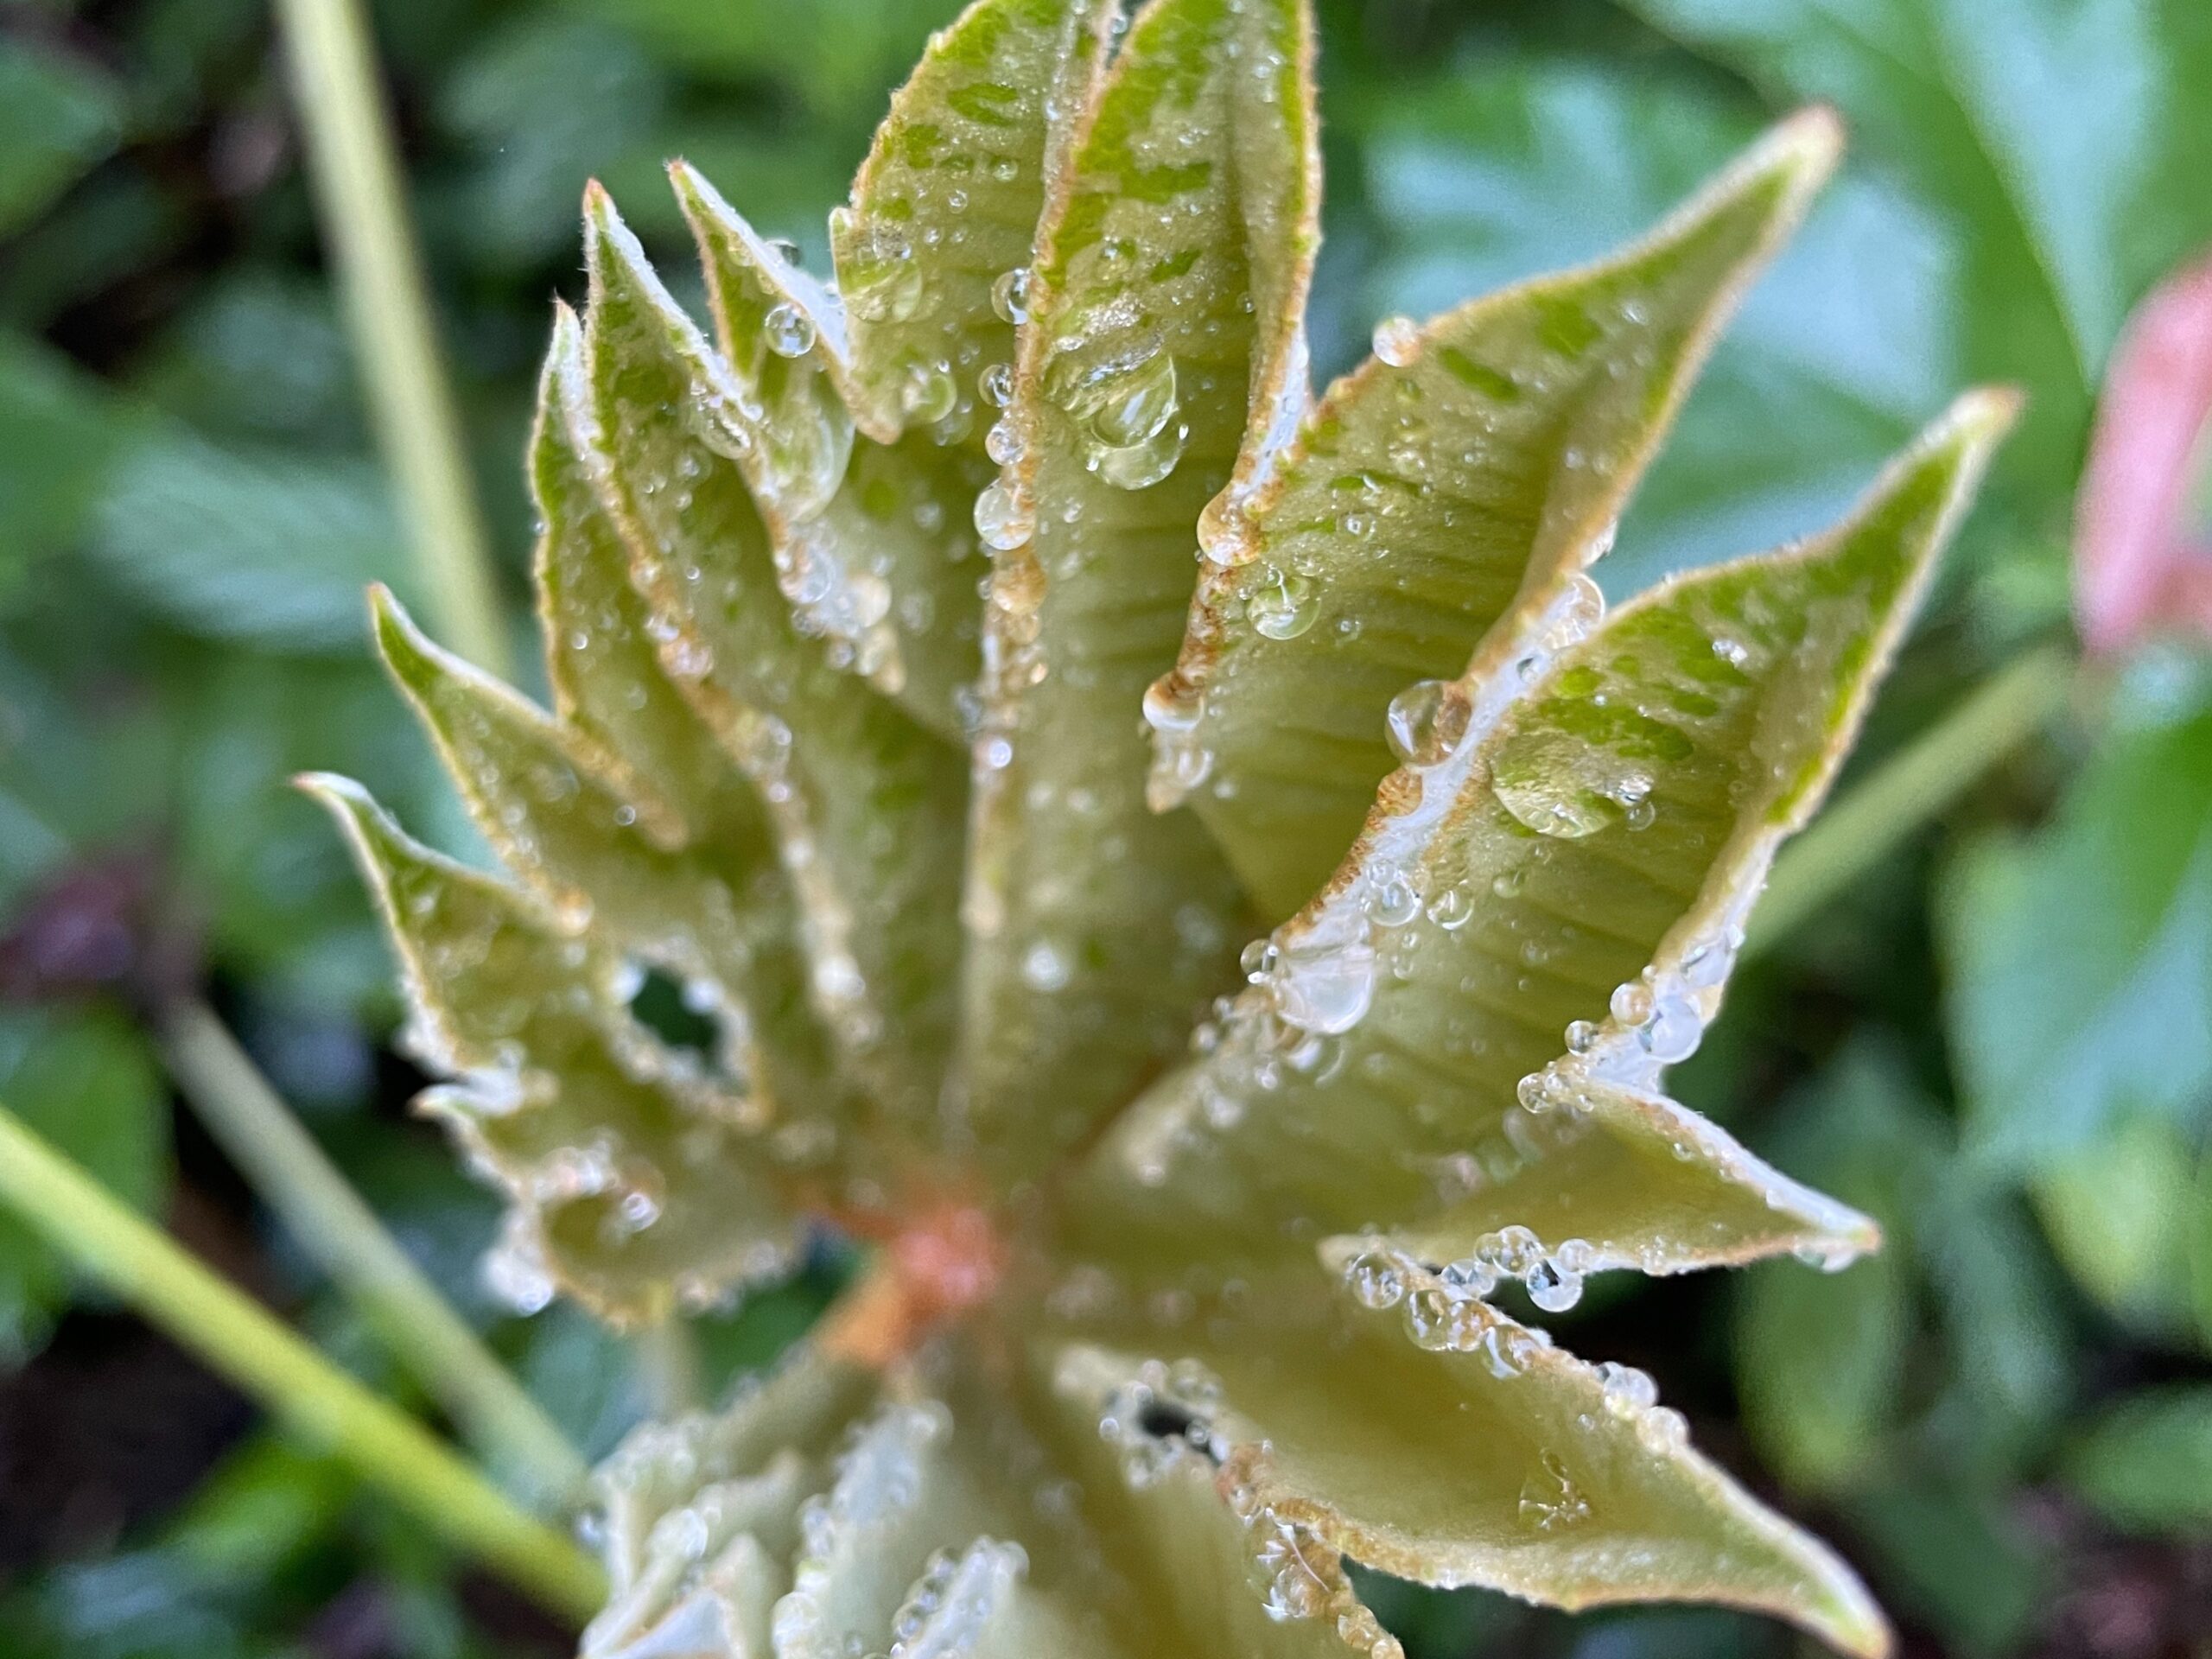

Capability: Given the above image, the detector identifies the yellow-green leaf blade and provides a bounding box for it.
[1153,111,1842,919]
[302,776,794,1328]
[370,587,853,1181]
[1033,1345,1405,1657]
[642,0,1115,739]
[532,302,747,846]
[1071,392,2014,1282]
[834,0,1117,440]
[581,190,968,1145]
[958,0,1319,1178]
[676,161,988,735]
[1039,1264,1886,1655]
[1349,1072,1879,1281]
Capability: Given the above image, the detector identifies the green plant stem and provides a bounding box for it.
[1747,644,2075,957]
[636,1315,703,1417]
[275,0,511,677]
[160,998,586,1504]
[0,1098,605,1624]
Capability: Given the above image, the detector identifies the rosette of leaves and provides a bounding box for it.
[306,0,2016,1651]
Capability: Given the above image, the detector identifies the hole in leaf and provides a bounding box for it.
[1135,1397,1218,1461]
[626,963,722,1061]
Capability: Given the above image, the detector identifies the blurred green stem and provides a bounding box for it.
[275,0,511,677]
[1748,644,2075,957]
[0,1098,604,1624]
[636,1314,703,1416]
[160,998,586,1504]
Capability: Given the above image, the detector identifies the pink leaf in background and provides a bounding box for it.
[2075,252,2212,654]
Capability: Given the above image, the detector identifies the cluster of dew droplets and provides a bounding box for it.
[1338,1245,1561,1374]
[704,234,912,690]
[1489,574,1700,844]
[1338,1249,1694,1517]
[883,1539,1030,1659]
[483,1207,558,1315]
[773,1401,955,1659]
[1552,920,1744,1098]
[1042,320,1190,492]
[1095,1357,1228,1489]
[1218,1450,1402,1658]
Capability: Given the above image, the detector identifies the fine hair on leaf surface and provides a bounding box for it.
[309,0,2015,1653]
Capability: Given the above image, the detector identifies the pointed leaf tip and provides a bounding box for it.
[1159,104,1853,918]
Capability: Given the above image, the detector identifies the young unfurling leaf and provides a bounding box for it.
[315,0,2015,1649]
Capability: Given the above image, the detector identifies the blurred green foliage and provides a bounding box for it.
[0,0,2209,1654]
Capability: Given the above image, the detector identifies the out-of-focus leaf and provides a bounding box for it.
[130,271,362,446]
[580,194,968,1134]
[571,0,943,110]
[1351,57,1955,597]
[1623,0,2212,476]
[151,645,463,1010]
[1917,1185,2071,1476]
[304,775,796,1327]
[0,41,122,234]
[86,430,412,653]
[435,16,671,271]
[2065,1387,2212,1535]
[1945,690,2212,1169]
[1844,1485,2045,1654]
[163,1434,356,1584]
[1075,397,2007,1287]
[516,1302,653,1464]
[960,0,1317,1178]
[0,331,137,579]
[2196,1142,2212,1353]
[0,1007,169,1362]
[2029,1115,2197,1332]
[1157,111,1840,918]
[1733,1047,1931,1495]
[1044,1267,1886,1656]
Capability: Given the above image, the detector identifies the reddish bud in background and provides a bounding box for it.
[2075,252,2212,654]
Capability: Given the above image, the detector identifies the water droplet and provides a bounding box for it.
[1198,494,1258,567]
[1491,728,1656,840]
[1526,1257,1582,1313]
[979,361,1014,407]
[1517,1452,1589,1532]
[973,480,1034,551]
[1610,979,1653,1026]
[1595,1360,1658,1417]
[1344,1248,1405,1309]
[1265,931,1377,1035]
[1638,992,1703,1062]
[1090,419,1187,490]
[763,301,817,358]
[1384,678,1471,767]
[1248,567,1319,640]
[1371,315,1421,368]
[1020,940,1071,992]
[898,358,958,425]
[1365,869,1421,928]
[1427,886,1474,930]
[1143,676,1202,734]
[1090,350,1178,448]
[837,212,925,322]
[991,265,1033,325]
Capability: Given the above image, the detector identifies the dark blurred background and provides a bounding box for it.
[2,1,2210,1655]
